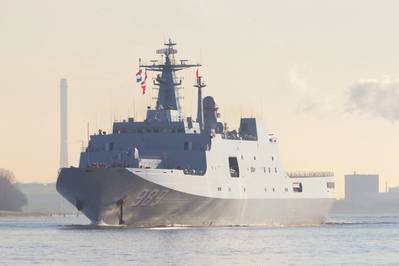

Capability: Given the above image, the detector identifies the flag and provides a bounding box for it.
[136,69,147,94]
[136,69,143,83]
[196,69,199,81]
[141,70,147,95]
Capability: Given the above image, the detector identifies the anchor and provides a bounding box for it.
[75,198,84,211]
[116,197,127,225]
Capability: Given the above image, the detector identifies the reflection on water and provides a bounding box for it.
[1,215,399,265]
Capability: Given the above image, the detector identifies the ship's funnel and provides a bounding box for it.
[203,96,218,132]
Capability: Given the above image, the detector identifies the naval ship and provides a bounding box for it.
[57,40,335,227]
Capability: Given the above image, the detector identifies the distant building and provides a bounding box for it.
[388,187,399,194]
[345,173,379,200]
[16,183,75,214]
[332,173,399,214]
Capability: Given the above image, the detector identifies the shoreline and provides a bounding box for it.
[0,211,75,217]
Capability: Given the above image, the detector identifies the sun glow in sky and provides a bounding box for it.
[2,0,399,197]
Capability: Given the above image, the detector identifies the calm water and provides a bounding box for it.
[0,215,399,266]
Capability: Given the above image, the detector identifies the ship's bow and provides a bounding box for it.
[56,167,136,225]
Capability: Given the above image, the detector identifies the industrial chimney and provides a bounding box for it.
[60,78,68,168]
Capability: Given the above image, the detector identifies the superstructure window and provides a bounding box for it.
[228,157,240,177]
[184,141,192,151]
[105,142,114,151]
[293,182,303,192]
[327,182,335,189]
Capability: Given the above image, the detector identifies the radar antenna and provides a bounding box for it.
[139,39,201,115]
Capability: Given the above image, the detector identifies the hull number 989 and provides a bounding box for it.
[132,189,169,207]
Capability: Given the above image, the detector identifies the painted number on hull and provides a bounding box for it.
[132,189,169,207]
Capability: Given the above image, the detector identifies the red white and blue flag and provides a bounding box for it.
[136,69,147,95]
[136,69,143,83]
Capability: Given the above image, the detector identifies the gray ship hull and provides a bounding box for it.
[57,168,334,227]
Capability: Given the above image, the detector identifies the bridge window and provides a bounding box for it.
[228,157,240,177]
[293,182,303,192]
[327,182,335,189]
[105,142,114,151]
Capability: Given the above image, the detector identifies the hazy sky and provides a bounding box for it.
[2,0,399,197]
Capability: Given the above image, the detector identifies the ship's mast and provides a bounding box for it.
[139,39,201,115]
[194,76,206,131]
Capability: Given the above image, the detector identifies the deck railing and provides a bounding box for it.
[287,171,334,178]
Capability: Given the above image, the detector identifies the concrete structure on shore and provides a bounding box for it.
[16,183,74,214]
[345,173,379,200]
[60,78,68,168]
[333,173,399,214]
